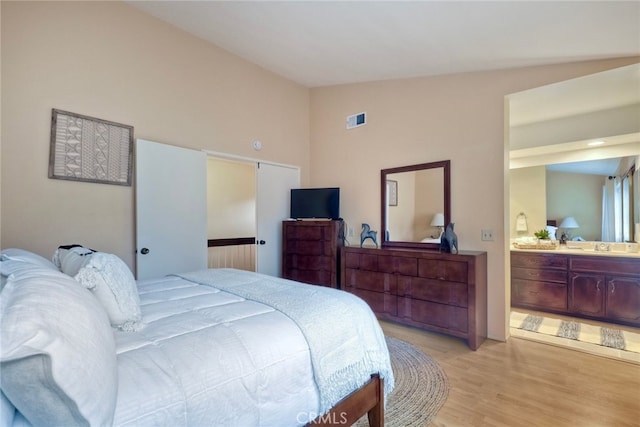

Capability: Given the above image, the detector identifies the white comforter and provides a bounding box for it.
[112,269,393,427]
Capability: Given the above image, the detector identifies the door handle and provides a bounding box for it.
[140,247,150,255]
[257,240,266,245]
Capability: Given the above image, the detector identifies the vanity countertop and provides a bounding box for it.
[511,246,640,258]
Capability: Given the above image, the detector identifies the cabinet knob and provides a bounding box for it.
[140,247,150,255]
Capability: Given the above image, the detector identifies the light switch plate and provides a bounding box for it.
[481,229,494,241]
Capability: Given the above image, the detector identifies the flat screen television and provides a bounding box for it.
[290,187,340,220]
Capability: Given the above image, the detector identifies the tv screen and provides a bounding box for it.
[290,187,340,219]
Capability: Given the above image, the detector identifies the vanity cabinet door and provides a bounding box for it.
[569,273,605,317]
[512,279,567,310]
[605,276,640,325]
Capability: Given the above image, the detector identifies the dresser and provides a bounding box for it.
[511,251,640,327]
[341,246,487,350]
[282,220,344,288]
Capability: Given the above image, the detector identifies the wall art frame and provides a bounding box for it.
[387,179,398,206]
[49,109,134,186]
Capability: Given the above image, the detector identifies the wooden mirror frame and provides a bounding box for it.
[380,160,451,250]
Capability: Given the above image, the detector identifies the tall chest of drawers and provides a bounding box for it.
[341,246,487,350]
[282,220,344,288]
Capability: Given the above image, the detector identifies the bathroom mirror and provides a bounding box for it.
[381,160,450,249]
[509,63,640,243]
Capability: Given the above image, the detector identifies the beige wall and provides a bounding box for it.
[309,57,639,340]
[206,158,256,239]
[2,1,638,341]
[387,172,415,241]
[510,166,546,237]
[547,170,603,241]
[1,1,310,267]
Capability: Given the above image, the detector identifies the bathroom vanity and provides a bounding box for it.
[511,249,640,327]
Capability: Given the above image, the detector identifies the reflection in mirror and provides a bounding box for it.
[381,160,450,249]
[509,63,640,244]
[512,157,636,242]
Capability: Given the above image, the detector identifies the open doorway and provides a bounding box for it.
[506,64,640,361]
[206,154,301,277]
[206,156,257,271]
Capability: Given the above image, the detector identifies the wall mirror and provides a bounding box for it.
[509,63,640,244]
[381,160,450,249]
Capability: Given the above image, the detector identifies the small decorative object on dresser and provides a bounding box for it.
[440,223,458,254]
[360,223,378,248]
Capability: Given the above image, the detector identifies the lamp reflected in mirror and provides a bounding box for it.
[559,216,580,243]
[430,212,445,238]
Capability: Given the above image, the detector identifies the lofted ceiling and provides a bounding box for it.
[128,1,640,176]
[128,1,640,88]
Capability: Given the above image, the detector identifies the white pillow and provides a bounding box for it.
[0,265,117,426]
[74,253,143,331]
[0,248,58,271]
[53,245,95,277]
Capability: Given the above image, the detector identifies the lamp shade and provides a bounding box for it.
[560,216,579,229]
[430,213,445,227]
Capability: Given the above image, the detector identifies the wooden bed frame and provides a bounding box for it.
[309,374,384,427]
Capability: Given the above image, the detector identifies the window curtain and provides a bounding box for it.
[602,177,622,242]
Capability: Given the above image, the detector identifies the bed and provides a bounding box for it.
[0,248,394,426]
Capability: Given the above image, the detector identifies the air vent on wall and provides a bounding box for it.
[346,112,366,129]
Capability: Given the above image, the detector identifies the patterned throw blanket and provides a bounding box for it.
[175,268,395,414]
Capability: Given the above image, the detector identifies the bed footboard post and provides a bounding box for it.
[367,375,384,427]
[308,374,384,427]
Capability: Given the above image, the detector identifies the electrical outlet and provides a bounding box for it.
[348,226,354,237]
[481,229,494,241]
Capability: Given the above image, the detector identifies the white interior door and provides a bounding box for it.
[136,139,207,279]
[256,162,300,276]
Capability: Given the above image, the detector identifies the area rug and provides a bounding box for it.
[510,310,640,364]
[354,336,449,427]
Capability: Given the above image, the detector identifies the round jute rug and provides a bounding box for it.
[354,336,449,427]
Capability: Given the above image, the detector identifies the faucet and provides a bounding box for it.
[595,243,610,252]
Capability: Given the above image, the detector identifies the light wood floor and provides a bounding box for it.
[380,320,640,427]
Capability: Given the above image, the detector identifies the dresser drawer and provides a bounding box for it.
[511,267,567,284]
[286,240,333,256]
[344,252,378,271]
[343,268,397,294]
[399,298,468,332]
[284,254,332,271]
[511,252,568,269]
[570,255,640,276]
[418,259,467,282]
[346,288,397,316]
[286,269,333,287]
[511,279,567,310]
[285,225,325,240]
[398,277,467,307]
[377,255,417,275]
